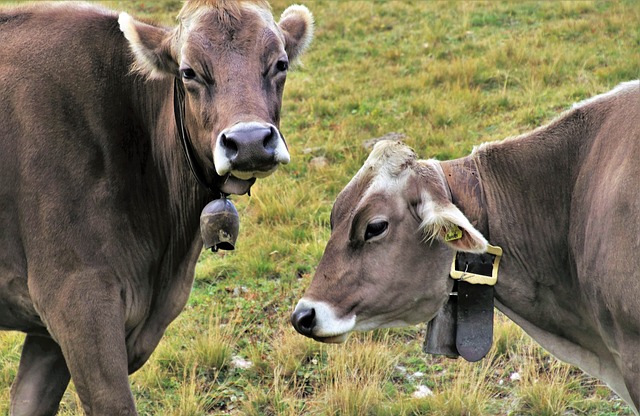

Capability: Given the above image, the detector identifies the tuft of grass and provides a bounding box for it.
[311,333,399,416]
[324,333,399,384]
[169,364,213,416]
[242,367,305,416]
[320,377,385,416]
[425,351,498,416]
[493,311,528,358]
[185,310,236,372]
[0,332,22,414]
[514,344,585,415]
[268,329,325,379]
[130,358,170,400]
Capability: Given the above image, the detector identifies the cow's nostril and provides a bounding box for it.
[263,126,278,150]
[291,307,316,337]
[220,133,238,157]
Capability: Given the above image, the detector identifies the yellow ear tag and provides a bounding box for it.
[444,225,463,242]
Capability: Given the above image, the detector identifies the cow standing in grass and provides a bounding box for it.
[292,81,640,414]
[0,1,313,414]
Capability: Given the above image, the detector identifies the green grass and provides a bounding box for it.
[1,0,639,414]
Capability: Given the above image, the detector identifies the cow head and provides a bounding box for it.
[291,140,488,342]
[119,0,313,194]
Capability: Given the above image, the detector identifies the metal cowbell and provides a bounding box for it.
[200,197,240,251]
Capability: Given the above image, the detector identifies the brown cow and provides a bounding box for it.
[0,1,312,414]
[292,81,640,413]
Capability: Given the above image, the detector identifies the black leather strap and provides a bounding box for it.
[424,255,496,362]
[456,283,494,362]
[173,78,222,195]
[454,251,496,362]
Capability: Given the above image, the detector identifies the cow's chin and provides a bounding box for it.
[220,175,256,195]
[312,333,350,344]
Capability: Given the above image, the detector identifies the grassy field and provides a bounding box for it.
[1,0,639,414]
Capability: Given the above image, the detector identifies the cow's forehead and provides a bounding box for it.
[178,0,272,20]
[353,140,417,196]
[177,1,283,63]
[332,141,418,224]
[179,0,277,35]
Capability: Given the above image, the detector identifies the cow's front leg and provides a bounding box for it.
[10,334,70,416]
[620,340,640,414]
[32,272,136,415]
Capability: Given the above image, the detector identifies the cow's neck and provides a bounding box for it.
[125,75,211,279]
[137,76,211,228]
[440,126,580,309]
[111,74,211,349]
[466,121,584,333]
[474,129,576,276]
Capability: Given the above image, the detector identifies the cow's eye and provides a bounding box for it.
[364,220,388,241]
[180,67,197,80]
[276,59,289,72]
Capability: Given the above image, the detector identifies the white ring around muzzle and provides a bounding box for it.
[294,298,356,338]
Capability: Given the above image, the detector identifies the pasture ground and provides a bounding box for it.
[1,0,638,414]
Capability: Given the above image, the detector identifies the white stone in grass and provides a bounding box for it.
[309,156,328,169]
[412,385,434,399]
[232,286,248,297]
[231,355,253,369]
[395,365,408,375]
[510,372,521,382]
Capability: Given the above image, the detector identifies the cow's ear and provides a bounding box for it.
[421,202,488,253]
[409,163,488,254]
[278,5,314,63]
[118,13,178,79]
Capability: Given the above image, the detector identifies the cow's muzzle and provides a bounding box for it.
[291,299,354,343]
[214,121,290,181]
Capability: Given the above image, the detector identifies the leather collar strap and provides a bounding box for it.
[424,157,499,362]
[173,78,222,195]
[453,253,496,361]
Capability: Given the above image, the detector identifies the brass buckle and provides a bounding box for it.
[449,244,502,286]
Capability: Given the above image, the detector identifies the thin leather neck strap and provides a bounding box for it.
[173,78,222,196]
